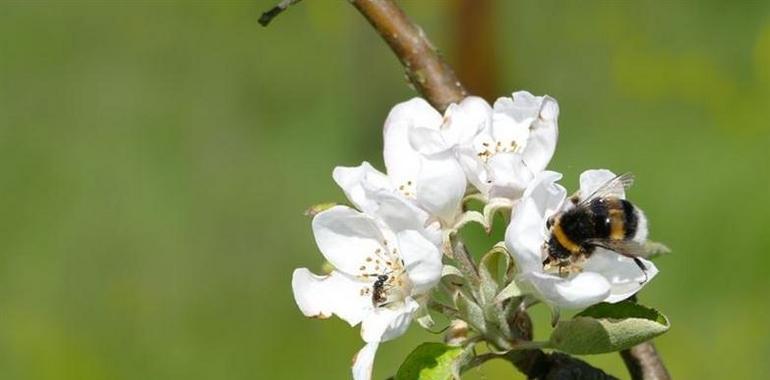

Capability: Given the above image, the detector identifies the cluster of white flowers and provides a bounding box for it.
[291,92,658,379]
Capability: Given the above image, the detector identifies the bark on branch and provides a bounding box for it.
[350,0,467,112]
[508,350,618,380]
[621,340,671,380]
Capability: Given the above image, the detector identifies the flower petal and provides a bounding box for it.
[383,98,443,188]
[505,171,567,273]
[442,96,492,146]
[486,152,532,199]
[352,342,379,380]
[582,249,659,303]
[506,196,549,274]
[522,170,568,216]
[415,156,466,224]
[517,271,611,309]
[292,268,370,326]
[521,95,559,173]
[333,163,437,243]
[457,145,492,196]
[333,162,393,214]
[361,297,419,343]
[409,127,449,155]
[491,94,536,146]
[579,169,624,199]
[312,206,386,275]
[397,230,442,294]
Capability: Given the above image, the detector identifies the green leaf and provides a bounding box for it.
[548,301,670,355]
[395,343,465,380]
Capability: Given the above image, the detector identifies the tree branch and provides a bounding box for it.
[506,350,619,380]
[620,341,670,380]
[349,0,467,112]
[258,0,302,27]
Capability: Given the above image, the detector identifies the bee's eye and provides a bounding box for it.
[546,217,553,229]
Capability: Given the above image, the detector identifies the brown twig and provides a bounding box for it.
[508,350,619,380]
[349,0,467,112]
[621,341,671,380]
[258,0,302,27]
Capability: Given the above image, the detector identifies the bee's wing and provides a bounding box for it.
[578,172,635,206]
[584,238,651,259]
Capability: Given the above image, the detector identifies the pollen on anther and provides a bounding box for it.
[366,257,373,262]
[359,266,366,271]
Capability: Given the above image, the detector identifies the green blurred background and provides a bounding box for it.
[1,1,769,379]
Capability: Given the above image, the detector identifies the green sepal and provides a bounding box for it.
[477,243,511,305]
[303,202,338,217]
[454,291,487,335]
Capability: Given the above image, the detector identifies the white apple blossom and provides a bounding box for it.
[459,91,559,201]
[383,97,491,226]
[292,205,442,380]
[333,161,441,246]
[505,170,658,309]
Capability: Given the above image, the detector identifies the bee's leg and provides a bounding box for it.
[633,257,649,284]
[542,256,554,271]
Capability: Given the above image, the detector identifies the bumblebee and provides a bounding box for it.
[544,173,651,282]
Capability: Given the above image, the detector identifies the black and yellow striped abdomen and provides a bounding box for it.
[547,197,639,260]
